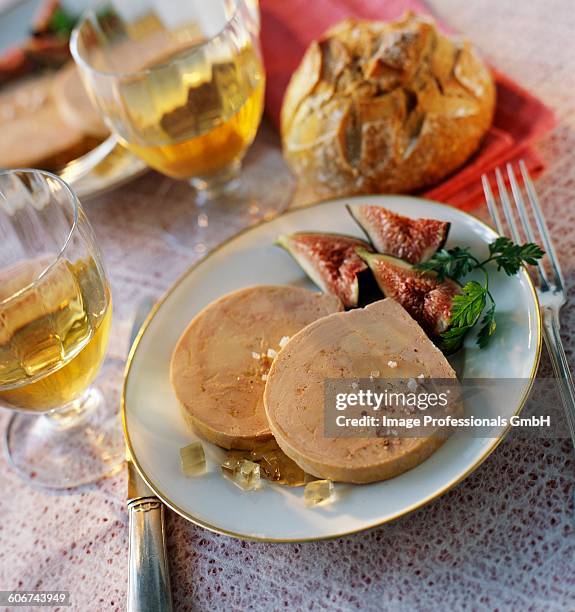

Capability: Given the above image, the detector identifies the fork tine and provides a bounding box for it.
[519,160,565,291]
[495,167,522,243]
[507,164,537,243]
[482,174,505,234]
[507,163,552,291]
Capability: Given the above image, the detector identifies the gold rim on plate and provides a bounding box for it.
[121,195,542,543]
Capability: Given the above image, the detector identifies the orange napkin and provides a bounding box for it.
[260,0,557,210]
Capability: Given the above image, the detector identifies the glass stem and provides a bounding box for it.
[189,159,242,206]
[44,386,103,430]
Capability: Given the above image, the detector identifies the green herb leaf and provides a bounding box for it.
[488,236,514,257]
[440,281,488,352]
[415,247,476,281]
[432,237,543,353]
[49,8,78,38]
[439,325,472,353]
[487,238,544,276]
[476,304,496,349]
[449,281,487,328]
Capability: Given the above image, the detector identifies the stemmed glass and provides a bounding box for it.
[70,0,290,248]
[0,169,124,488]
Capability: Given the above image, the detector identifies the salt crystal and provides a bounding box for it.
[417,373,425,380]
[261,373,268,381]
[279,336,290,348]
[387,360,398,369]
[267,348,277,359]
[304,479,334,506]
[252,351,260,360]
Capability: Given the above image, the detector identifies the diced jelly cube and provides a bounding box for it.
[180,441,206,477]
[221,457,260,491]
[304,479,334,506]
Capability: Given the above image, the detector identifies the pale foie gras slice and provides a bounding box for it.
[263,298,461,483]
[170,285,343,450]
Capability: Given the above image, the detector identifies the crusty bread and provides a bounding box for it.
[264,298,462,483]
[281,12,496,205]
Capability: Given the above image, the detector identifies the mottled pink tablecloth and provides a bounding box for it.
[1,0,575,610]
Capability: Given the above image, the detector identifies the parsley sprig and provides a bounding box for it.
[49,8,78,38]
[416,237,544,351]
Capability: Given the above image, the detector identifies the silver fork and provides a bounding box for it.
[482,161,575,445]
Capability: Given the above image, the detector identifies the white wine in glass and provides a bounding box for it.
[0,170,124,488]
[71,0,290,245]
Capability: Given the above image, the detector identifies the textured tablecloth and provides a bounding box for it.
[1,0,575,610]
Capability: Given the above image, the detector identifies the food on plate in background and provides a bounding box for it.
[263,298,462,483]
[281,12,496,204]
[0,1,109,169]
[0,0,76,85]
[170,285,342,450]
[0,65,108,169]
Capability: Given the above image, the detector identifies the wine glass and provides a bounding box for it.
[70,0,290,248]
[0,169,124,488]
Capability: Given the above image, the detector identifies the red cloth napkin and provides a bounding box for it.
[260,0,557,210]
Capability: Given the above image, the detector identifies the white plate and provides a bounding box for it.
[123,195,541,542]
[66,139,147,201]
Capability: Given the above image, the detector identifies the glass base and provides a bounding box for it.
[4,363,125,489]
[153,143,294,252]
[189,160,242,205]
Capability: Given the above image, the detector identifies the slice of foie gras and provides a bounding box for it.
[170,285,343,450]
[264,298,462,483]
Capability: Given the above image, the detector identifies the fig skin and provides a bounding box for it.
[347,204,450,264]
[276,232,376,308]
[357,248,461,337]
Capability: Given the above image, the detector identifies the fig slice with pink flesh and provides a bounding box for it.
[277,232,376,308]
[357,248,461,337]
[347,204,450,264]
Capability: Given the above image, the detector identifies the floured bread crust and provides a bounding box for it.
[281,12,496,204]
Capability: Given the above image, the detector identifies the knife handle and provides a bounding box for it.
[127,497,173,612]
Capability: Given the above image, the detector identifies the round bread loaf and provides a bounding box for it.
[264,298,462,483]
[281,12,496,204]
[170,285,342,450]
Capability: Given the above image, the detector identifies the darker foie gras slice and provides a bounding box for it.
[170,285,342,450]
[264,298,461,484]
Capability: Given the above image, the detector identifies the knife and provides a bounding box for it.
[126,298,173,612]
